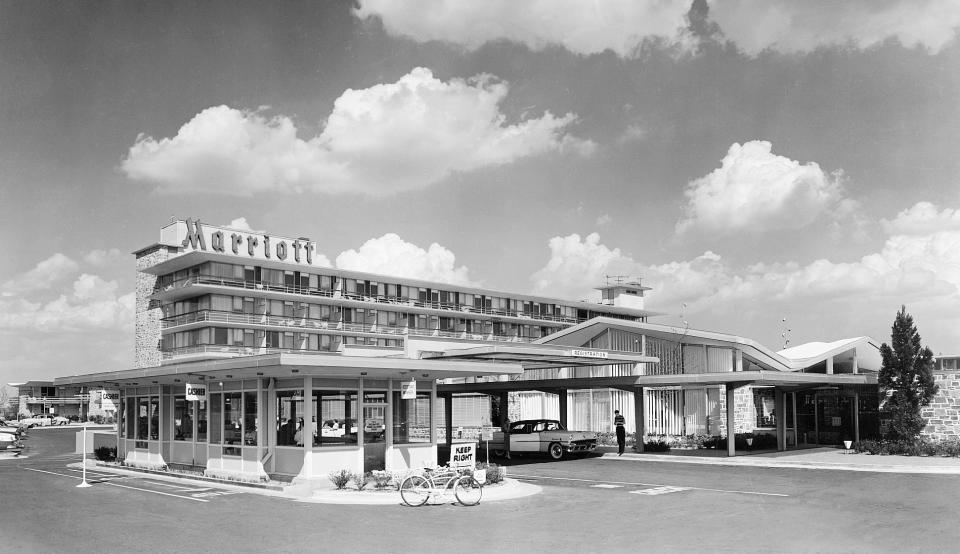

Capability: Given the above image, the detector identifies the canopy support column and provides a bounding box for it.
[558,390,568,429]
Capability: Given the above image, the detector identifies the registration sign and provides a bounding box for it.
[571,349,608,359]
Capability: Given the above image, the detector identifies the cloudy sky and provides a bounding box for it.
[2,0,959,386]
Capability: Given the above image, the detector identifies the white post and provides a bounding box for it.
[77,422,91,488]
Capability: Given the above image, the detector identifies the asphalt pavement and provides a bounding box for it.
[4,428,960,553]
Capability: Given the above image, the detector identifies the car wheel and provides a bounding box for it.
[548,442,564,460]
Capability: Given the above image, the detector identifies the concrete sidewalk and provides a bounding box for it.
[599,446,960,474]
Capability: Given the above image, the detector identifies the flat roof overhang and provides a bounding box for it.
[54,353,522,387]
[438,370,877,394]
[421,344,659,370]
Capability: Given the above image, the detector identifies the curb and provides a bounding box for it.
[599,452,960,474]
[297,478,541,505]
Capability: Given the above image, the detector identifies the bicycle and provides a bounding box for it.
[399,465,483,507]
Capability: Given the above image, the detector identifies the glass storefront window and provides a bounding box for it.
[149,397,159,440]
[392,390,431,444]
[197,399,207,442]
[244,391,257,446]
[223,392,242,455]
[276,390,303,446]
[210,393,222,444]
[124,397,134,439]
[753,388,776,428]
[137,397,149,440]
[174,396,193,441]
[314,390,358,447]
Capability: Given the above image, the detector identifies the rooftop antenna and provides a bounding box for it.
[780,317,791,349]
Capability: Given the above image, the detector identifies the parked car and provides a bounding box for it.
[52,416,70,426]
[489,419,598,460]
[18,415,53,428]
[0,431,24,453]
[0,424,26,438]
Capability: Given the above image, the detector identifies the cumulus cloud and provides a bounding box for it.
[676,141,847,236]
[881,202,960,235]
[228,217,256,232]
[335,233,478,286]
[2,253,79,296]
[354,0,691,57]
[530,207,960,347]
[710,0,960,55]
[0,265,135,334]
[595,214,612,227]
[83,248,125,268]
[122,68,592,196]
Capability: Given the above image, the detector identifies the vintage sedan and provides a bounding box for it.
[489,419,597,460]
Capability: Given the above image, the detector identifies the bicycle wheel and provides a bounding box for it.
[453,475,483,506]
[399,475,430,507]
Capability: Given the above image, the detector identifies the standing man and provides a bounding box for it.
[614,410,626,455]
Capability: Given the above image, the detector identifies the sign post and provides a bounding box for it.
[77,420,91,488]
[481,427,493,464]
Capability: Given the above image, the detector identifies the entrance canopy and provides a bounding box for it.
[54,352,521,388]
[438,369,876,394]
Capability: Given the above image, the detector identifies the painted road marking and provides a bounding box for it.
[590,484,623,489]
[510,474,789,497]
[23,467,209,502]
[630,486,690,496]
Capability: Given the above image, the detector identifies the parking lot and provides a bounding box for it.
[4,428,960,553]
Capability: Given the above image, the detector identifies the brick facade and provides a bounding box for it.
[920,371,960,441]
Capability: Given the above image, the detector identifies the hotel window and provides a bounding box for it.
[243,330,255,347]
[276,390,304,446]
[344,279,357,297]
[392,389,431,444]
[223,392,242,455]
[173,396,192,440]
[314,389,358,447]
[265,331,279,348]
[232,296,243,312]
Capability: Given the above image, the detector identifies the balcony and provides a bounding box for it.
[155,274,585,325]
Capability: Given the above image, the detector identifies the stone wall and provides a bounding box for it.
[716,385,756,437]
[135,245,173,368]
[920,371,960,441]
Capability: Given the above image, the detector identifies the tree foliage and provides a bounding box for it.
[878,306,938,440]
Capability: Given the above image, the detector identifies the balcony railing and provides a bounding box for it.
[157,274,589,324]
[161,310,547,341]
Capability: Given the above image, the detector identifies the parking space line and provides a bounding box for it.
[23,467,210,502]
[510,473,788,497]
[590,484,623,489]
[105,481,210,502]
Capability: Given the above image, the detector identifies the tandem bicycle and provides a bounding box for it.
[399,465,483,507]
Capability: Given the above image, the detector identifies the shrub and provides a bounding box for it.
[643,439,671,452]
[477,462,504,485]
[328,469,352,490]
[939,440,960,457]
[93,446,117,462]
[349,471,371,491]
[370,470,393,490]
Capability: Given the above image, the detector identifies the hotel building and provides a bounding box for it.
[50,218,888,484]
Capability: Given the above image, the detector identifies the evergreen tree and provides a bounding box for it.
[878,306,938,440]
